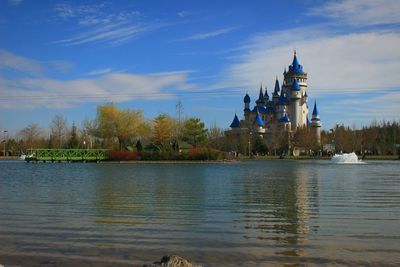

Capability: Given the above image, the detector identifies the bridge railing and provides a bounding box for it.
[27,149,109,162]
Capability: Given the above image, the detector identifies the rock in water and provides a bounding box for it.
[143,255,202,267]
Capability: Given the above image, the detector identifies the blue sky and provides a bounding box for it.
[1,0,400,135]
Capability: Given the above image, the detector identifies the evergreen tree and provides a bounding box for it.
[68,122,79,148]
[182,117,208,147]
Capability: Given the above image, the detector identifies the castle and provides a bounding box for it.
[228,50,321,152]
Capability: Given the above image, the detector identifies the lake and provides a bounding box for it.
[0,160,399,266]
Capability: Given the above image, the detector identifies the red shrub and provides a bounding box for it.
[109,150,139,161]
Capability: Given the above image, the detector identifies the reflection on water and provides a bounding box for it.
[0,160,399,266]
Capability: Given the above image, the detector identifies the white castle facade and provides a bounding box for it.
[228,50,321,150]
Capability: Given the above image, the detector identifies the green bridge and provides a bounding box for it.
[26,149,109,162]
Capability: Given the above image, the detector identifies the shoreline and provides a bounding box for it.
[2,155,398,163]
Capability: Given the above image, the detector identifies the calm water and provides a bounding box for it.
[0,160,399,266]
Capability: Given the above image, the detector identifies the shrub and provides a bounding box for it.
[188,147,222,160]
[109,150,140,161]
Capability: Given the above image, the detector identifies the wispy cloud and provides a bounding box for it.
[0,51,194,109]
[8,0,23,6]
[177,11,192,18]
[85,68,113,76]
[177,27,236,41]
[0,72,194,109]
[0,50,72,76]
[53,3,160,46]
[0,49,43,74]
[309,0,400,26]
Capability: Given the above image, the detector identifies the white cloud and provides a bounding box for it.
[0,49,43,74]
[309,0,400,26]
[220,30,400,95]
[177,27,236,41]
[85,68,113,76]
[0,72,193,109]
[0,50,73,75]
[177,11,192,18]
[55,23,156,46]
[53,3,156,46]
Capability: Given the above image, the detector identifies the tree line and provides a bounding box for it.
[3,103,400,157]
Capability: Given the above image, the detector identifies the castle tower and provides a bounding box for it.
[276,90,288,119]
[229,113,241,132]
[255,83,266,107]
[311,100,321,144]
[284,50,308,129]
[272,77,280,104]
[289,79,302,129]
[264,86,269,102]
[279,113,291,131]
[254,111,266,135]
[243,93,251,122]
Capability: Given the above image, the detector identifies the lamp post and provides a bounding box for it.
[248,131,253,158]
[2,130,8,157]
[329,128,335,155]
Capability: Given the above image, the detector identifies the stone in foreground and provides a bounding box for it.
[143,255,202,267]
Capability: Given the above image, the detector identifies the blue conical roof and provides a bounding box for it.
[264,87,269,100]
[243,93,250,103]
[230,114,240,128]
[289,50,304,74]
[258,86,264,101]
[279,114,291,123]
[292,54,300,68]
[274,78,280,93]
[292,79,300,91]
[254,112,264,126]
[312,100,319,115]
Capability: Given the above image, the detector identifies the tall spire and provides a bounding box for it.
[289,49,304,74]
[311,100,321,126]
[258,83,264,100]
[274,77,280,93]
[312,100,319,115]
[230,113,240,128]
[243,92,250,103]
[311,99,321,143]
[264,86,269,101]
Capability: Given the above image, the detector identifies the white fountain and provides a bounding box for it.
[331,152,364,164]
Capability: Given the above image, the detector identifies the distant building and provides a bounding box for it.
[227,50,321,152]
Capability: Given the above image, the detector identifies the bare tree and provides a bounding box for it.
[50,115,68,148]
[18,124,43,151]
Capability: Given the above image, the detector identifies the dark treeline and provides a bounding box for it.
[321,120,400,155]
[2,103,400,158]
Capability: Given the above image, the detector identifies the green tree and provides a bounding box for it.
[253,135,268,154]
[152,114,177,150]
[182,117,208,147]
[68,122,79,148]
[95,104,144,150]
